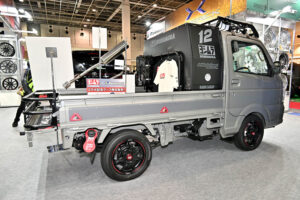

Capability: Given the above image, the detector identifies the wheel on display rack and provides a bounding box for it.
[264,29,277,49]
[279,53,289,69]
[280,30,291,50]
[0,42,15,57]
[101,129,152,181]
[234,114,264,151]
[0,60,17,74]
[2,77,18,90]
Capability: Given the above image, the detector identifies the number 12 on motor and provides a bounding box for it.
[199,29,212,44]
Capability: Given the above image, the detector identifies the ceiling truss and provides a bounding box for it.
[15,0,192,33]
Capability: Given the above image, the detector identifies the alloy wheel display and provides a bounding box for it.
[2,77,18,90]
[0,42,15,57]
[264,29,277,49]
[0,60,17,74]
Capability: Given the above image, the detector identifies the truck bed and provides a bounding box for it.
[58,90,225,130]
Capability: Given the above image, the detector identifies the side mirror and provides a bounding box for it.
[273,61,281,75]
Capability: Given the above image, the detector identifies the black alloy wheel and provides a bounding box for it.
[0,42,15,57]
[0,60,17,74]
[101,129,152,181]
[2,77,18,90]
[234,115,264,151]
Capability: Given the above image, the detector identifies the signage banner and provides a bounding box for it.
[86,78,126,94]
[165,0,246,31]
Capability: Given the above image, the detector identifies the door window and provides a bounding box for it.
[232,41,270,75]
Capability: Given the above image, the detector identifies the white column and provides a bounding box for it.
[122,0,131,65]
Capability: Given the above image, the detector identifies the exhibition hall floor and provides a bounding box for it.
[0,107,300,200]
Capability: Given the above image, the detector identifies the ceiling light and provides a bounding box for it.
[19,0,24,2]
[18,8,25,14]
[138,15,142,19]
[92,9,97,12]
[83,25,87,27]
[87,19,90,22]
[145,21,151,27]
[153,4,157,8]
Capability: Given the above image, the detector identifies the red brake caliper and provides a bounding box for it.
[83,129,98,153]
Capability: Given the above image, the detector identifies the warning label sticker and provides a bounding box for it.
[198,45,216,59]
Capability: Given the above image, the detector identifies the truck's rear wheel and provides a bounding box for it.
[101,130,152,181]
[234,115,264,151]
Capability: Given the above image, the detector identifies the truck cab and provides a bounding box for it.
[223,31,283,135]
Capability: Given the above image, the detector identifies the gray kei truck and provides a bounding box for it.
[22,17,284,181]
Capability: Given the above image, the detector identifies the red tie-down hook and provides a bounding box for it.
[83,129,98,153]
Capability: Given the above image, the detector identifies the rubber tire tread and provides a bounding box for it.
[101,129,152,181]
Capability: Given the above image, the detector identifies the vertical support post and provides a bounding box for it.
[98,28,102,82]
[288,23,296,111]
[50,56,55,92]
[122,0,131,66]
[124,41,127,93]
[50,56,59,147]
[46,47,59,150]
[229,0,232,18]
[277,18,281,61]
[262,24,265,43]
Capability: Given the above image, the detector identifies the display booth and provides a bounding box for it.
[0,17,22,107]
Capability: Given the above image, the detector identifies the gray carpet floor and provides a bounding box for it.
[0,107,300,200]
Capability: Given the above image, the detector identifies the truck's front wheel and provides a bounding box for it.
[234,115,264,151]
[101,129,152,181]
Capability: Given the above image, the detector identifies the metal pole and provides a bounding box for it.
[50,57,55,91]
[124,40,127,93]
[98,28,102,83]
[229,0,232,18]
[288,23,296,111]
[50,56,59,149]
[277,18,281,61]
[265,11,283,33]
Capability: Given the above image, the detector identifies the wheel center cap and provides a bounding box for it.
[126,154,133,161]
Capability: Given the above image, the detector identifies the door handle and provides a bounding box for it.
[231,79,240,85]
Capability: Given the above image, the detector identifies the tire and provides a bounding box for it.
[234,115,264,151]
[101,129,152,181]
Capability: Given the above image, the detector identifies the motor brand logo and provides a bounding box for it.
[185,0,206,21]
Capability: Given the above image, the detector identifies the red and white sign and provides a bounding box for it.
[86,78,126,94]
[70,113,82,121]
[87,79,100,86]
[160,106,169,113]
